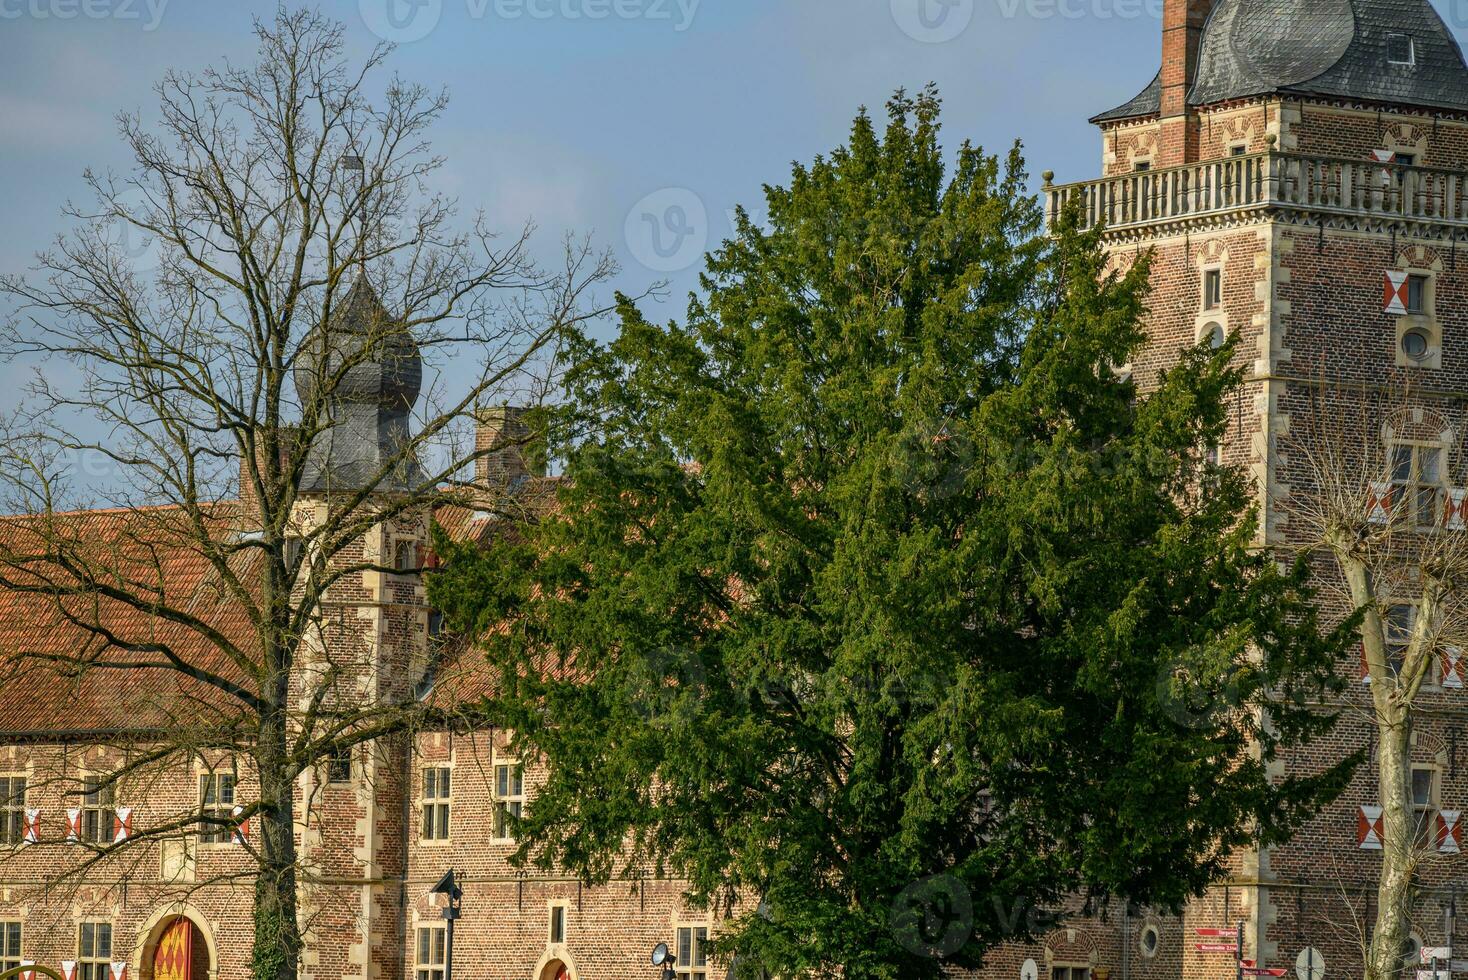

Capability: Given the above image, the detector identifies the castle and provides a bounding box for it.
[5,0,1468,977]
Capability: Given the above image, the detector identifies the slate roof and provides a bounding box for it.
[1092,0,1468,124]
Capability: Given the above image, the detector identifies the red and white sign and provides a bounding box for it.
[1368,482,1395,526]
[1438,812,1463,854]
[1422,947,1452,964]
[1443,648,1465,690]
[1386,270,1412,315]
[1195,943,1236,953]
[1242,969,1287,977]
[1359,805,1386,849]
[1196,928,1238,938]
[113,806,132,844]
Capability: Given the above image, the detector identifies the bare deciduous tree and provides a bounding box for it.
[0,9,626,978]
[1281,378,1468,980]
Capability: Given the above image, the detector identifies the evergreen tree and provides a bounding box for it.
[431,88,1355,978]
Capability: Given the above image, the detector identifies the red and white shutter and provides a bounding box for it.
[112,806,132,844]
[22,808,39,845]
[1359,805,1385,849]
[1445,489,1468,530]
[66,808,81,842]
[232,804,249,845]
[1368,482,1395,525]
[1443,647,1465,689]
[1438,810,1463,854]
[110,961,129,980]
[19,960,35,980]
[1373,149,1398,163]
[62,961,78,980]
[1385,271,1411,315]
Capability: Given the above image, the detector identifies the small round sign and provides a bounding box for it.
[1295,946,1326,980]
[1021,959,1039,980]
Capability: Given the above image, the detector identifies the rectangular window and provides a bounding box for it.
[1203,269,1222,310]
[1390,442,1444,527]
[0,922,19,973]
[550,905,567,945]
[1413,765,1438,845]
[676,926,709,980]
[415,926,446,980]
[0,777,25,846]
[1052,969,1092,980]
[1388,33,1416,65]
[1407,274,1429,315]
[327,749,352,785]
[1230,144,1247,157]
[493,763,525,840]
[421,767,451,841]
[394,540,420,573]
[1133,161,1151,173]
[81,775,116,844]
[1385,604,1417,677]
[79,923,113,980]
[198,772,237,844]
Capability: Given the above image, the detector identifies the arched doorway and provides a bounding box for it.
[139,915,212,980]
[535,957,575,980]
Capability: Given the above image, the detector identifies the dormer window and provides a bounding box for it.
[1388,34,1416,66]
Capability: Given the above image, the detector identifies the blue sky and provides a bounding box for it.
[2,0,1467,488]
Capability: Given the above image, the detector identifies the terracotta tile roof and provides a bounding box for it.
[0,476,566,736]
[0,504,258,737]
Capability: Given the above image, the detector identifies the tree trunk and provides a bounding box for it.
[1366,707,1414,980]
[253,703,302,980]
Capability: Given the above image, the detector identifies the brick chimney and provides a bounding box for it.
[238,427,298,531]
[1158,0,1214,166]
[475,406,543,490]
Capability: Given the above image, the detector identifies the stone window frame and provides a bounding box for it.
[196,764,238,848]
[548,900,570,947]
[1138,920,1162,959]
[1394,265,1441,370]
[419,764,453,844]
[1201,265,1223,312]
[414,921,448,980]
[491,754,525,843]
[0,920,21,973]
[0,771,28,847]
[77,920,114,980]
[673,921,711,980]
[76,769,118,845]
[1411,763,1441,847]
[1050,964,1092,980]
[1386,436,1450,530]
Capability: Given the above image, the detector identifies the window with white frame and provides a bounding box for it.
[1389,442,1447,527]
[81,775,116,844]
[1202,268,1222,310]
[0,922,20,973]
[676,925,709,980]
[549,904,567,945]
[415,925,447,980]
[0,776,26,845]
[78,922,112,980]
[1388,33,1416,65]
[493,762,524,840]
[1384,604,1417,678]
[421,767,451,841]
[198,771,236,844]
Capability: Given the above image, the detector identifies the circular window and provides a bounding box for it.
[1403,328,1431,360]
[1140,924,1161,958]
[1202,323,1226,349]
